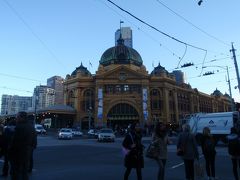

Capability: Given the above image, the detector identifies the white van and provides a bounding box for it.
[186,111,240,144]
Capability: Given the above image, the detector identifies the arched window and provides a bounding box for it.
[82,89,94,112]
[68,90,75,108]
[150,89,163,110]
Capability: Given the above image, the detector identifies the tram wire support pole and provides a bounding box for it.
[202,65,234,111]
[230,43,240,96]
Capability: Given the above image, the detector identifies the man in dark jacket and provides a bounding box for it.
[227,127,240,180]
[9,111,36,180]
[1,120,16,177]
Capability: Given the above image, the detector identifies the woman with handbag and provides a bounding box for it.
[122,123,144,180]
[177,124,199,180]
[152,122,170,180]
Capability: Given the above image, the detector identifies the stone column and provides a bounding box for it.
[163,88,169,124]
[174,91,179,123]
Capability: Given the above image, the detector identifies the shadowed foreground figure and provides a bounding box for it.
[122,123,144,180]
[9,111,36,180]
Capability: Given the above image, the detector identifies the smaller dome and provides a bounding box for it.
[71,63,91,76]
[151,63,169,75]
[224,93,231,99]
[212,88,223,97]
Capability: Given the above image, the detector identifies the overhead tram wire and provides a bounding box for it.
[0,86,33,94]
[176,44,187,69]
[2,0,64,68]
[106,0,208,72]
[0,73,43,83]
[155,0,230,48]
[98,0,183,62]
[106,0,207,51]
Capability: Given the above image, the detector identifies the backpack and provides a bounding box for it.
[204,137,215,154]
[228,136,240,156]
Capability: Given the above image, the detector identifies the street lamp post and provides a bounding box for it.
[203,65,234,111]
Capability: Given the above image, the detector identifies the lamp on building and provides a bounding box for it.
[202,65,234,111]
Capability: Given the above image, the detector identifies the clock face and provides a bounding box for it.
[119,72,126,81]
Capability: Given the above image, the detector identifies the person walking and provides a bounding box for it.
[177,124,199,180]
[122,123,144,180]
[152,122,170,180]
[1,120,16,177]
[201,127,217,180]
[9,111,36,180]
[28,124,37,173]
[227,127,240,180]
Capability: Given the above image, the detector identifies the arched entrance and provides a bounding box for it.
[107,103,139,130]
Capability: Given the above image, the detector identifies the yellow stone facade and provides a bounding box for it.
[63,40,232,129]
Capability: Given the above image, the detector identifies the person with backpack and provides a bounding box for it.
[201,127,217,180]
[227,127,240,180]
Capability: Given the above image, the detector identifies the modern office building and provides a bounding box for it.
[64,35,232,129]
[1,95,32,115]
[32,85,55,110]
[115,27,133,48]
[47,76,64,105]
[171,70,185,84]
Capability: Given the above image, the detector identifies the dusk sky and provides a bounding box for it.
[0,0,240,107]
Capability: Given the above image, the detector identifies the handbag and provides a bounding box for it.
[145,138,160,159]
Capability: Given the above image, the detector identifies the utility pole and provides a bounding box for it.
[226,66,234,111]
[230,43,240,96]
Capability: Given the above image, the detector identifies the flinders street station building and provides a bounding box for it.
[63,37,232,129]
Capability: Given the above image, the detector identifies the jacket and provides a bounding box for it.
[152,133,168,160]
[201,135,216,157]
[177,132,199,160]
[122,131,144,168]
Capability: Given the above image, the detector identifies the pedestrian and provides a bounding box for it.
[151,122,170,180]
[177,124,199,180]
[9,111,36,180]
[1,120,16,177]
[122,123,144,180]
[28,124,37,173]
[227,127,240,180]
[201,127,217,180]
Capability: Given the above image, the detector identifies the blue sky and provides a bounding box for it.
[0,0,240,106]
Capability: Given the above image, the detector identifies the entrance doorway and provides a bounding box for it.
[107,103,139,134]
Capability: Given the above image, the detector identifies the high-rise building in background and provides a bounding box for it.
[171,70,185,84]
[115,27,133,48]
[47,76,64,105]
[32,85,55,110]
[1,95,32,115]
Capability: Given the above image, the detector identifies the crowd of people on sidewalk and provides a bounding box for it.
[122,122,240,180]
[0,111,37,180]
[0,113,239,180]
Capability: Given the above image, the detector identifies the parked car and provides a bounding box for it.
[58,128,73,139]
[35,124,46,134]
[98,128,115,142]
[71,128,83,136]
[87,129,99,138]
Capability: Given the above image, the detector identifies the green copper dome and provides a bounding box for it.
[99,38,143,66]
